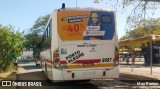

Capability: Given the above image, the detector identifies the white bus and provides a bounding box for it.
[40,6,119,82]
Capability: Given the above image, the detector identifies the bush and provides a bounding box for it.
[0,25,23,72]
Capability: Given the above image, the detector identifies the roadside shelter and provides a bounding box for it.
[118,35,160,74]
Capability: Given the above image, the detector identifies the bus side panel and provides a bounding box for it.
[40,19,53,80]
[52,11,64,81]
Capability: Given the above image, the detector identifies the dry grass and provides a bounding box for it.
[0,71,16,80]
[0,71,17,89]
[0,86,16,89]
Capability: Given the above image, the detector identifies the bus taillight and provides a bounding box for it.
[54,53,59,57]
[55,58,60,62]
[115,51,119,60]
[114,47,119,65]
[53,50,60,69]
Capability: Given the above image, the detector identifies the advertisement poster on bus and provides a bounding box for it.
[57,11,115,41]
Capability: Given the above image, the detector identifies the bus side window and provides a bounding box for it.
[48,19,52,39]
[42,35,45,51]
[49,20,51,48]
[48,26,50,37]
[46,19,52,49]
[41,19,52,51]
[46,29,48,40]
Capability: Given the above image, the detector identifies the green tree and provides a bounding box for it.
[120,18,160,40]
[23,14,50,58]
[128,18,160,39]
[119,18,160,61]
[120,35,129,40]
[94,0,160,31]
[0,25,23,72]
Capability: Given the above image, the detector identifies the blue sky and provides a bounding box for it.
[0,0,160,38]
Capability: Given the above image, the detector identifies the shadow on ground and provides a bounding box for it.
[21,65,41,70]
[17,71,99,89]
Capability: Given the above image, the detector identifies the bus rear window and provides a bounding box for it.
[101,15,112,23]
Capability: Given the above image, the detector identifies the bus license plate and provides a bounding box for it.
[83,63,94,66]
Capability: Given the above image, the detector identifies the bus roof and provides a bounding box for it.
[53,7,114,12]
[44,7,114,33]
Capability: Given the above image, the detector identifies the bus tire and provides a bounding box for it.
[42,66,44,73]
[36,63,40,66]
[45,63,48,75]
[79,79,91,82]
[41,61,44,72]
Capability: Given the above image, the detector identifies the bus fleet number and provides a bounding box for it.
[102,58,112,62]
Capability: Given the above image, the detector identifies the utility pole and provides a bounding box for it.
[150,41,153,74]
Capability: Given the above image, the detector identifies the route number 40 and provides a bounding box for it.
[102,58,112,62]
